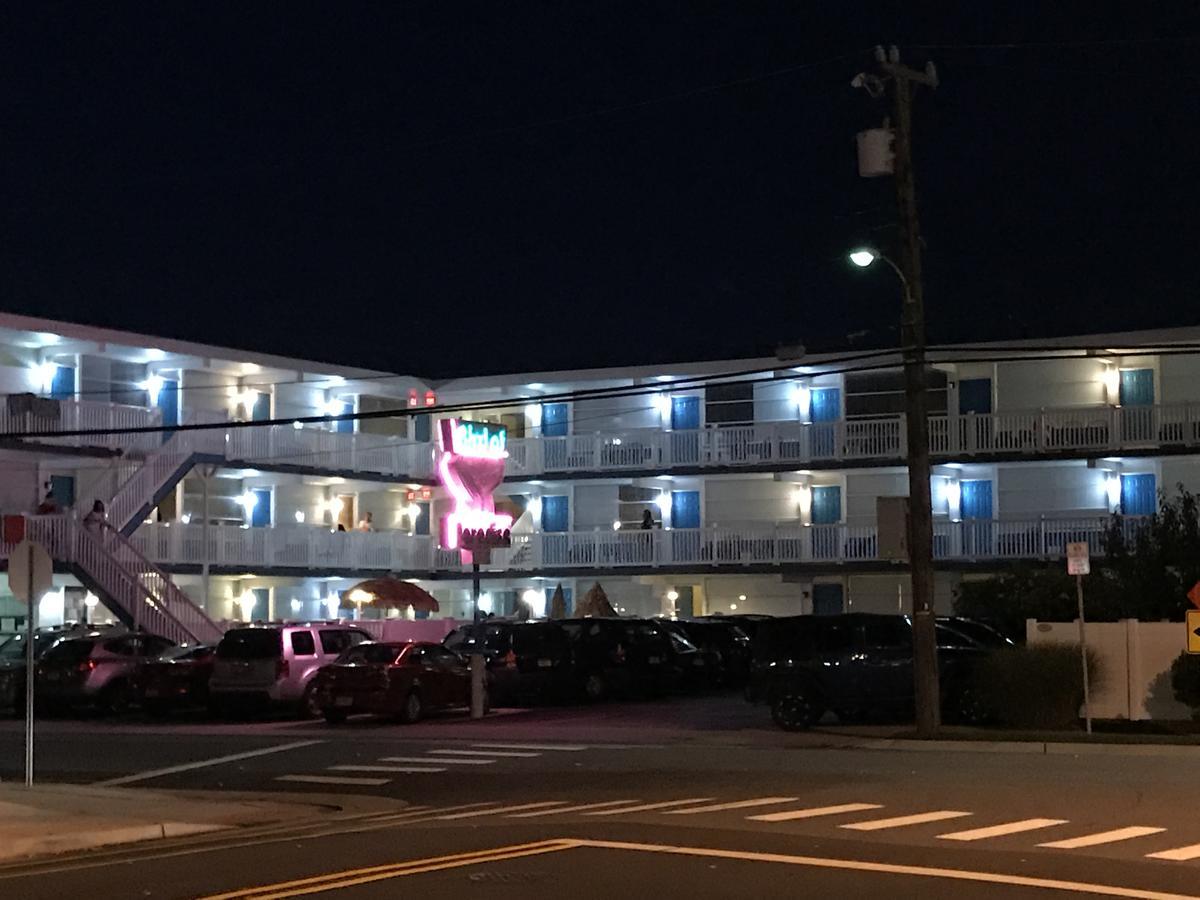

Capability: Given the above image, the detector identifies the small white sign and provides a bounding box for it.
[1066,541,1091,576]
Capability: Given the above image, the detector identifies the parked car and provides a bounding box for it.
[444,620,573,705]
[673,619,752,687]
[560,618,674,701]
[208,624,371,717]
[938,617,1014,650]
[697,614,772,641]
[36,632,176,714]
[655,620,719,691]
[313,641,473,724]
[746,613,990,730]
[0,627,98,715]
[136,644,216,716]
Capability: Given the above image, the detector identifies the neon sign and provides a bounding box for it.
[437,418,512,556]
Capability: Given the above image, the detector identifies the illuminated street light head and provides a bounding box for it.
[849,248,878,268]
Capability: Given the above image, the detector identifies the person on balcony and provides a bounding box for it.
[640,509,656,530]
[83,499,107,532]
[357,511,374,532]
[35,489,60,515]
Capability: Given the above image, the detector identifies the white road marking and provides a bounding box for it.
[939,819,1070,842]
[329,765,448,774]
[585,799,717,817]
[749,803,883,823]
[471,742,588,752]
[663,797,799,816]
[379,756,496,766]
[841,811,972,831]
[508,800,641,818]
[93,740,324,787]
[1039,827,1167,849]
[437,802,566,820]
[1147,843,1200,862]
[573,839,1200,900]
[430,749,541,758]
[275,775,390,786]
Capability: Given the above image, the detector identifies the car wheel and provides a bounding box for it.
[100,681,133,716]
[398,691,423,724]
[771,689,823,732]
[583,672,607,703]
[323,710,347,725]
[299,684,321,719]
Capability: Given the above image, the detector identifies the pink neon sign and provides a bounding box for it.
[437,418,512,555]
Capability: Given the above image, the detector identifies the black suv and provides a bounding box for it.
[444,621,574,705]
[672,620,752,687]
[746,613,992,730]
[559,618,674,701]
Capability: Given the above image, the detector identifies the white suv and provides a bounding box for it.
[209,624,370,716]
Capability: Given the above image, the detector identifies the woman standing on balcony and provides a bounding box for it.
[82,499,106,531]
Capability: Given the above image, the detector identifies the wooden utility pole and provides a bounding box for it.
[878,46,941,737]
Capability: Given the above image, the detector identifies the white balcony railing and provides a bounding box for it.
[127,515,1150,574]
[0,397,163,453]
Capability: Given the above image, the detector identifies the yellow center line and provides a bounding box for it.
[197,839,580,900]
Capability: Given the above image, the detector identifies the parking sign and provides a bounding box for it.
[1066,542,1091,576]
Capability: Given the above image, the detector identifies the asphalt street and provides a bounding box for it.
[1,697,1199,898]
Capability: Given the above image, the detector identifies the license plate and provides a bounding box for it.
[647,656,661,665]
[335,696,354,707]
[537,658,553,668]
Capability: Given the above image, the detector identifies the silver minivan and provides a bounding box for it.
[209,624,371,716]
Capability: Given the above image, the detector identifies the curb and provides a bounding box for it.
[851,737,1200,757]
[0,821,227,863]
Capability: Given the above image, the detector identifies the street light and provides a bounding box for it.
[848,247,911,302]
[848,248,877,268]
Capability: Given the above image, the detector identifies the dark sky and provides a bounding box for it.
[5,5,1199,378]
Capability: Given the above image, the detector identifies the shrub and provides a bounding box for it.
[972,644,1102,730]
[1170,652,1200,720]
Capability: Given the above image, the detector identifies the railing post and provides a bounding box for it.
[1039,517,1047,557]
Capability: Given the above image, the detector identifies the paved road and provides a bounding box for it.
[1,699,1199,897]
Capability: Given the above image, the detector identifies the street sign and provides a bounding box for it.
[1188,610,1200,655]
[8,540,52,603]
[1188,581,1200,611]
[1066,542,1091,576]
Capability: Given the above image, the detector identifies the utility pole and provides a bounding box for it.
[859,46,941,737]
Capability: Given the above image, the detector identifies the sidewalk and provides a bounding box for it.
[0,783,375,863]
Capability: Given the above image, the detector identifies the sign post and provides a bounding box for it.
[7,535,53,786]
[1066,542,1092,734]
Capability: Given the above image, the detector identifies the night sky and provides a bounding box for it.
[5,5,1199,378]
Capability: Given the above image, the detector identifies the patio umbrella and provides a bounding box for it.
[578,582,617,618]
[340,577,439,613]
[549,583,567,619]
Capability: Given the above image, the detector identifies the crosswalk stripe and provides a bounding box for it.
[1039,827,1167,849]
[472,742,588,752]
[329,765,448,774]
[431,749,541,758]
[508,800,640,818]
[663,797,799,816]
[749,803,883,823]
[275,775,391,786]
[1146,843,1200,861]
[939,819,1070,842]
[379,756,496,766]
[841,811,972,831]
[437,802,566,820]
[585,799,717,817]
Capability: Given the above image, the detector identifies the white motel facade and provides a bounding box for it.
[1,311,1198,642]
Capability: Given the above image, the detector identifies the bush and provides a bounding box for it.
[1170,653,1200,719]
[972,644,1102,730]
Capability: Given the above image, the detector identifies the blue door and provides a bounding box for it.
[810,388,840,457]
[541,495,569,565]
[251,488,272,527]
[958,378,992,414]
[961,479,993,556]
[670,396,701,465]
[810,485,841,559]
[544,586,573,616]
[330,399,353,433]
[159,378,179,444]
[50,365,75,400]
[671,491,701,528]
[414,414,431,443]
[250,392,271,422]
[542,403,569,437]
[812,584,844,616]
[1119,369,1154,406]
[50,474,75,509]
[1121,473,1157,516]
[413,501,430,536]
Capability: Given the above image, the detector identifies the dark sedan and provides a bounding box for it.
[136,645,216,716]
[313,641,474,724]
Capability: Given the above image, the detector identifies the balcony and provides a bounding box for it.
[128,515,1148,576]
[0,397,163,453]
[505,402,1200,478]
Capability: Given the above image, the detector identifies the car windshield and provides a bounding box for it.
[157,645,212,662]
[336,644,401,665]
[217,629,283,659]
[41,639,96,665]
